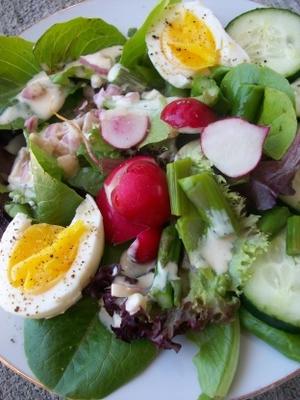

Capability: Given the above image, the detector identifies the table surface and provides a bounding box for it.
[0,0,300,399]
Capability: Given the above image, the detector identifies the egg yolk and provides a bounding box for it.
[162,11,220,70]
[8,220,86,294]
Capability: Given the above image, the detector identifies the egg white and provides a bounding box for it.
[0,195,104,318]
[146,1,250,88]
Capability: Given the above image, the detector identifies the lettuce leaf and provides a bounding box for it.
[24,297,157,399]
[188,318,240,399]
[34,18,126,73]
[0,37,40,108]
[31,149,82,226]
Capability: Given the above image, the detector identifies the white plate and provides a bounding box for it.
[1,0,299,399]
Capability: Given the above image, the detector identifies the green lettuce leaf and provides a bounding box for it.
[31,150,82,226]
[120,0,179,87]
[188,318,240,399]
[0,37,40,108]
[68,166,103,196]
[24,297,157,399]
[34,17,126,73]
[30,141,63,180]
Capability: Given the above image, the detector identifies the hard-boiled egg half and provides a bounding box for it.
[0,195,104,319]
[146,1,250,88]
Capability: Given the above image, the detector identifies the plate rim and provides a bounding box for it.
[1,0,300,399]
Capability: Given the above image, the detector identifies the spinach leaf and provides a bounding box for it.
[221,64,295,105]
[30,141,63,180]
[0,37,40,108]
[24,297,157,399]
[139,113,173,147]
[188,318,240,399]
[68,166,103,196]
[240,307,300,362]
[31,150,82,226]
[258,87,297,160]
[4,202,33,219]
[34,18,126,73]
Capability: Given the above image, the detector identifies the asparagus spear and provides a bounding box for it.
[150,225,182,309]
[167,158,193,216]
[286,215,300,256]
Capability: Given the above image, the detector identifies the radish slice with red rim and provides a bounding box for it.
[161,98,217,132]
[201,118,269,178]
[100,109,149,149]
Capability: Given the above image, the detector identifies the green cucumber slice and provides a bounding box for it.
[226,8,300,78]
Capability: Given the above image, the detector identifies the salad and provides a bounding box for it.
[1,0,300,399]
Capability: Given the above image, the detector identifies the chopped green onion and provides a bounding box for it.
[167,158,193,216]
[179,172,240,234]
[107,63,147,92]
[258,206,290,238]
[286,216,300,256]
[191,75,220,106]
[164,83,189,97]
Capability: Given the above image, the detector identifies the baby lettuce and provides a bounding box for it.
[220,63,297,160]
[24,297,157,399]
[30,144,82,226]
[34,17,126,73]
[0,37,40,109]
[188,318,240,400]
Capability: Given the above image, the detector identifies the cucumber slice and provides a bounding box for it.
[291,78,300,117]
[242,295,300,333]
[226,8,300,78]
[244,230,300,330]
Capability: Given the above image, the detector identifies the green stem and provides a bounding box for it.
[286,215,300,256]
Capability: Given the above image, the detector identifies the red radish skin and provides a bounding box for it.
[96,156,170,243]
[100,109,149,149]
[111,159,170,227]
[96,188,146,244]
[161,98,217,132]
[201,118,270,178]
[128,227,162,263]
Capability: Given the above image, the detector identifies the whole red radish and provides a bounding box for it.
[128,227,162,263]
[96,188,146,244]
[96,156,171,244]
[110,158,170,227]
[161,98,217,133]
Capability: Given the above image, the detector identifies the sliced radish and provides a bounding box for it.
[128,227,162,264]
[161,98,217,132]
[100,109,149,149]
[201,118,269,178]
[96,188,146,244]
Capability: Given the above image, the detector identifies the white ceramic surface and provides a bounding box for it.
[1,0,299,399]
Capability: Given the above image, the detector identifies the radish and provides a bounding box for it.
[161,98,217,133]
[201,118,269,178]
[110,158,170,227]
[96,156,170,243]
[100,109,149,149]
[96,188,146,244]
[128,227,162,263]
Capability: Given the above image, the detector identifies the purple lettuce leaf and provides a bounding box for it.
[244,133,300,210]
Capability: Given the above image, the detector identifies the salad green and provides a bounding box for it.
[0,0,300,399]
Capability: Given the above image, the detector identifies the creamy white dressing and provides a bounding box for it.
[8,147,35,199]
[82,46,123,69]
[120,250,156,278]
[111,272,155,298]
[199,230,235,275]
[91,74,104,89]
[17,72,67,120]
[0,103,31,125]
[208,209,235,236]
[151,261,179,291]
[125,293,147,315]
